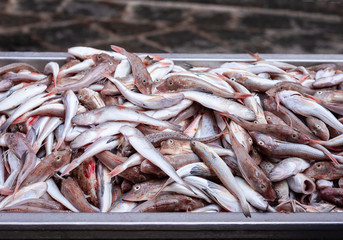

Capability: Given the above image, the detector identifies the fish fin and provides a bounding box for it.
[215,73,227,80]
[111,45,125,54]
[168,123,182,132]
[12,115,28,125]
[310,142,338,164]
[109,165,125,177]
[159,62,170,67]
[0,187,13,196]
[61,162,79,176]
[304,94,323,104]
[55,138,64,151]
[298,74,310,83]
[308,139,323,145]
[148,178,172,200]
[46,88,57,97]
[248,51,262,61]
[150,55,164,61]
[233,93,253,99]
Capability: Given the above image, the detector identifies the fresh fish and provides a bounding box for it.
[190,141,251,217]
[72,106,181,131]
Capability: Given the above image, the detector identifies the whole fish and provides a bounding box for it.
[71,105,181,131]
[277,90,343,133]
[228,128,276,201]
[107,75,184,109]
[190,141,251,217]
[111,45,153,94]
[72,157,98,207]
[131,194,205,212]
[56,90,79,150]
[61,177,98,212]
[119,126,191,191]
[182,91,256,121]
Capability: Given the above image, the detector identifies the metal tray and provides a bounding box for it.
[1,52,343,239]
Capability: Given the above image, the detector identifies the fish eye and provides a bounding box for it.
[97,55,102,60]
[155,79,160,82]
[280,86,284,90]
[316,163,322,168]
[254,121,258,124]
[56,156,61,161]
[316,125,321,129]
[143,79,147,83]
[168,139,174,144]
[248,138,253,144]
[168,81,173,86]
[266,116,271,120]
[18,125,23,131]
[109,61,113,65]
[230,77,236,81]
[134,185,140,191]
[317,91,322,95]
[292,133,297,138]
[78,95,83,99]
[260,184,265,190]
[252,149,257,154]
[258,141,264,145]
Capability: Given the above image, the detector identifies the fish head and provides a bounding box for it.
[155,76,179,93]
[249,131,277,153]
[160,139,191,154]
[51,146,72,170]
[222,71,246,83]
[304,162,331,179]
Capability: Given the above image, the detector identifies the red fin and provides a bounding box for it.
[12,115,28,125]
[215,73,227,80]
[248,51,262,61]
[150,55,164,61]
[46,88,57,97]
[0,187,13,196]
[298,74,310,83]
[160,62,171,67]
[109,165,124,176]
[111,45,124,54]
[305,94,322,104]
[233,93,253,99]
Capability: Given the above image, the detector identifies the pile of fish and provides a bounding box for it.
[1,45,343,217]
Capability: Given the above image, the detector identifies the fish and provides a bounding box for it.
[190,140,251,217]
[71,105,181,131]
[111,45,153,94]
[228,128,276,201]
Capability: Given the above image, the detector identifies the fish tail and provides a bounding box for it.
[0,121,11,134]
[61,162,79,176]
[247,51,262,61]
[111,45,125,54]
[150,55,164,61]
[240,200,251,218]
[0,187,13,196]
[109,165,126,177]
[55,138,64,151]
[167,122,182,132]
[233,93,253,99]
[12,115,28,125]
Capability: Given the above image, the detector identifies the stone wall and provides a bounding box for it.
[0,0,342,53]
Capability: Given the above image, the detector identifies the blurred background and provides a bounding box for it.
[0,0,342,53]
